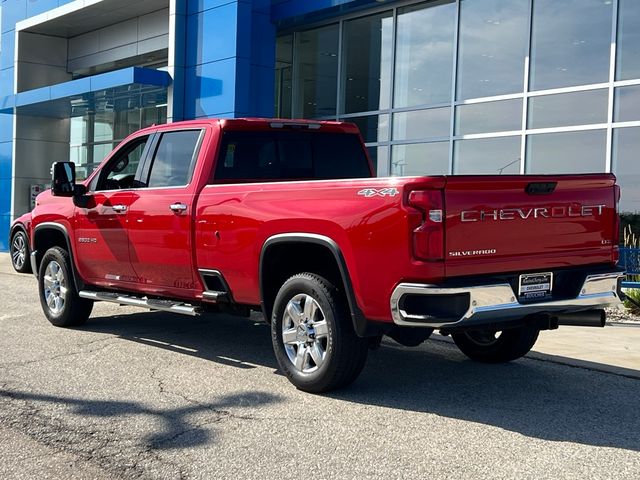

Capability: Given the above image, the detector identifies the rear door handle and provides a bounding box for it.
[170,203,188,213]
[112,205,127,213]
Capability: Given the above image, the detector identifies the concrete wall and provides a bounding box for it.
[13,115,70,216]
[68,8,169,74]
[16,32,70,91]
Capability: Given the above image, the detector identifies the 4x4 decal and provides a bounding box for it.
[357,188,400,198]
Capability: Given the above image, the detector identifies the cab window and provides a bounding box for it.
[145,130,203,188]
[93,136,149,191]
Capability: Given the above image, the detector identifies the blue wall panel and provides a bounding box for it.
[187,0,237,15]
[0,141,11,179]
[0,178,11,216]
[26,0,59,18]
[0,113,12,143]
[183,0,276,120]
[186,3,241,67]
[0,67,14,97]
[1,30,16,69]
[0,216,9,251]
[185,58,236,118]
[1,0,26,33]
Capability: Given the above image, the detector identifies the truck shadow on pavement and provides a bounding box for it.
[0,388,281,451]
[78,310,640,452]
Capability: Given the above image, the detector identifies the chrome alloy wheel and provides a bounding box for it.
[281,293,329,373]
[11,233,27,270]
[43,260,67,315]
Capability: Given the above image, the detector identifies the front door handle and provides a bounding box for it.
[170,203,188,213]
[112,204,127,213]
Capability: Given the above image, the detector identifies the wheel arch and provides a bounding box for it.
[9,221,28,240]
[259,233,377,337]
[32,222,84,289]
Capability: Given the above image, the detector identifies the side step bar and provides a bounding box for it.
[79,291,201,316]
[202,291,229,302]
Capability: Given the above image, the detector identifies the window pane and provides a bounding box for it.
[313,134,372,179]
[393,108,450,141]
[617,0,640,81]
[148,130,201,188]
[455,100,522,135]
[295,25,339,118]
[93,143,112,165]
[343,12,393,113]
[367,145,388,174]
[526,130,606,174]
[613,127,640,213]
[456,0,528,100]
[528,89,608,129]
[614,85,640,123]
[213,132,371,181]
[70,146,89,179]
[70,116,88,145]
[141,105,167,129]
[391,142,449,176]
[94,112,114,142]
[348,114,389,143]
[275,35,293,118]
[394,1,456,108]
[530,0,612,90]
[454,137,521,174]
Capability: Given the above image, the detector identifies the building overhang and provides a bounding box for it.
[16,0,169,37]
[0,67,171,118]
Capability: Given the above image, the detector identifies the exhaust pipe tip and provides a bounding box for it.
[555,309,606,328]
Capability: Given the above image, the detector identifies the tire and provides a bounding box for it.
[271,273,369,393]
[10,230,31,274]
[38,247,93,327]
[451,325,540,363]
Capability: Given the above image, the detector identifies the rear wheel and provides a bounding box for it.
[38,247,93,327]
[271,273,369,393]
[10,230,31,273]
[451,325,539,363]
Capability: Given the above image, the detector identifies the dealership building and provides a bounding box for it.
[1,0,639,250]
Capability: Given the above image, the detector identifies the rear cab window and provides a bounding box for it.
[211,130,372,183]
[144,129,204,188]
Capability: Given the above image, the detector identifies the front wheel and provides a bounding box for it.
[271,273,369,393]
[10,230,31,273]
[38,247,93,327]
[451,325,540,363]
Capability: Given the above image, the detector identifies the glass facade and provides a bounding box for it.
[70,98,167,179]
[275,0,640,213]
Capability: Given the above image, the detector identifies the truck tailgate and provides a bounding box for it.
[444,174,617,277]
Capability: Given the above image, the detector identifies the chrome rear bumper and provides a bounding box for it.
[390,272,624,329]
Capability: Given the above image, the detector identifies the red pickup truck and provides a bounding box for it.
[14,118,624,392]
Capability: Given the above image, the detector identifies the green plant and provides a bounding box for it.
[620,213,640,241]
[624,288,640,315]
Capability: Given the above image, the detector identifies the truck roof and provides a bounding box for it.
[135,118,361,135]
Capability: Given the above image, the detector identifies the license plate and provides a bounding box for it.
[518,272,553,301]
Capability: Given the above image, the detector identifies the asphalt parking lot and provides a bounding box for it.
[1,256,639,479]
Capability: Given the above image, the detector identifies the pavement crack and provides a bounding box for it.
[149,368,261,422]
[0,338,118,370]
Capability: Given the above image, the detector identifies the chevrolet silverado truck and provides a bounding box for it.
[24,118,624,392]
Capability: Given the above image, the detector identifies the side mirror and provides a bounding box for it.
[51,162,76,197]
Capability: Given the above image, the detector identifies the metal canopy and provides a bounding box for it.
[0,67,170,118]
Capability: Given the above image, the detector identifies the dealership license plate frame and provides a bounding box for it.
[518,272,553,302]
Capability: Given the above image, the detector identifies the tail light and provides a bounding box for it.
[613,184,621,263]
[407,189,444,261]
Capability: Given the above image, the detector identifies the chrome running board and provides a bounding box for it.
[79,291,201,316]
